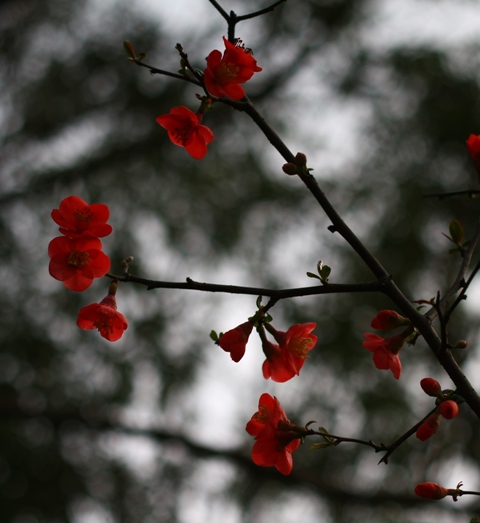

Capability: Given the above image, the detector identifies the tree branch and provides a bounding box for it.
[108,272,386,298]
[208,0,287,42]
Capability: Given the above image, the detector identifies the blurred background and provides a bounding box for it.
[2,0,480,521]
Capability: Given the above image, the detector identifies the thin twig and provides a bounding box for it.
[133,60,201,85]
[108,273,385,298]
[208,0,286,41]
[423,189,480,199]
[425,213,480,323]
[445,258,480,322]
[378,407,438,465]
[235,0,287,22]
[306,406,438,464]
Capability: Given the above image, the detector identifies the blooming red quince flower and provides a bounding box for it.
[262,323,317,383]
[156,106,214,159]
[204,37,262,100]
[415,482,449,500]
[51,195,113,239]
[77,283,128,341]
[246,393,305,475]
[362,332,404,379]
[218,321,254,362]
[48,236,110,292]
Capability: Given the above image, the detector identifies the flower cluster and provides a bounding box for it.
[362,310,412,379]
[416,378,459,441]
[49,196,128,341]
[217,320,317,382]
[49,196,112,291]
[246,393,306,475]
[156,37,261,159]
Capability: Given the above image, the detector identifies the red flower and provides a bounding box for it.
[77,284,128,341]
[48,236,110,292]
[51,196,113,239]
[218,321,254,362]
[261,340,294,383]
[204,37,262,100]
[156,106,214,159]
[371,310,409,331]
[362,332,404,379]
[415,482,449,500]
[262,323,317,382]
[466,134,480,179]
[420,377,442,397]
[439,399,459,420]
[416,413,441,441]
[246,393,304,475]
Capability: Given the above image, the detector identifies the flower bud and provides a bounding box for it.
[420,377,442,397]
[416,413,441,441]
[466,134,480,182]
[371,310,410,331]
[282,162,298,175]
[294,152,307,166]
[439,399,459,420]
[415,482,449,500]
[218,321,254,362]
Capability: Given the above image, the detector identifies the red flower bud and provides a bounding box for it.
[282,162,298,175]
[416,413,441,441]
[415,482,449,500]
[218,321,254,362]
[439,400,459,420]
[371,310,409,331]
[466,134,480,181]
[420,377,442,397]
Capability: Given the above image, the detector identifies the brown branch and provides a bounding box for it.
[423,189,480,199]
[215,95,480,419]
[445,257,480,322]
[425,213,480,323]
[133,59,202,86]
[108,272,386,298]
[307,406,438,466]
[208,0,287,42]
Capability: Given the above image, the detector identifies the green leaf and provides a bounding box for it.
[449,219,464,244]
[123,41,136,59]
[210,330,218,341]
[306,271,321,280]
[320,265,331,282]
[309,442,334,450]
